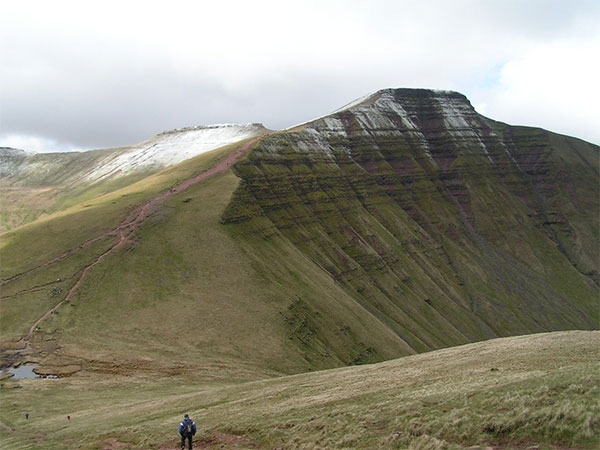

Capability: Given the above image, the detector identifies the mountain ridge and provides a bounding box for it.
[0,123,268,231]
[1,87,597,380]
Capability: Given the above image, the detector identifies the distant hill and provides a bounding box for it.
[0,88,597,379]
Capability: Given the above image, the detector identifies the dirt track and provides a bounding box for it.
[3,136,265,362]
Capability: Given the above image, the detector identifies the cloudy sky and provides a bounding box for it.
[1,0,599,152]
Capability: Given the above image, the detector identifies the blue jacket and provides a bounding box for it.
[179,418,197,436]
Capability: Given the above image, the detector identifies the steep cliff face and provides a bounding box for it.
[223,88,598,353]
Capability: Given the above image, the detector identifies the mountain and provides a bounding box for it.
[0,123,267,231]
[222,88,599,355]
[0,88,598,380]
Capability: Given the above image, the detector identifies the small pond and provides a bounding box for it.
[4,365,40,379]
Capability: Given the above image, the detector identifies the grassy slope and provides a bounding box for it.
[0,331,598,449]
[0,143,256,349]
[222,126,598,358]
[0,148,129,232]
[2,139,409,378]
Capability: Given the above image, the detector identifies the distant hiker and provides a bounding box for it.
[67,415,71,421]
[178,413,197,449]
[25,412,29,420]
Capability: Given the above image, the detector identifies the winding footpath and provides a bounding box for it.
[2,136,264,364]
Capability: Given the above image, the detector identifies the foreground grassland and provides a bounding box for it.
[1,331,598,449]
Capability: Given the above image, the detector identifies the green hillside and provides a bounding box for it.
[223,89,598,354]
[1,87,599,449]
[1,89,598,381]
[1,331,598,449]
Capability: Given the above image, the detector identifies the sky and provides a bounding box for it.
[1,0,599,152]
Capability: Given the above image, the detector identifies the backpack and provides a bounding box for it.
[184,420,193,435]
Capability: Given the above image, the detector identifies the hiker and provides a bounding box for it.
[25,412,29,420]
[178,413,197,450]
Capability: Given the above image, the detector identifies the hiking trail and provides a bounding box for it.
[1,136,265,367]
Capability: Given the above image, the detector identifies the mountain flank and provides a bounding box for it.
[222,88,598,353]
[0,88,598,380]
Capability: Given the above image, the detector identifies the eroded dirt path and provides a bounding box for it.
[3,136,264,364]
[1,137,262,287]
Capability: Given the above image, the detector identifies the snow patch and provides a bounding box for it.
[432,95,494,162]
[435,96,472,130]
[0,147,35,156]
[330,91,378,114]
[84,123,264,181]
[284,91,379,131]
[296,128,337,160]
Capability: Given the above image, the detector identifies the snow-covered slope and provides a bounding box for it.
[0,123,268,231]
[85,123,267,181]
[0,147,32,178]
[1,123,267,186]
[284,92,379,131]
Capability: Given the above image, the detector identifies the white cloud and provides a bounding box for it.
[0,133,83,153]
[471,36,600,143]
[1,0,599,151]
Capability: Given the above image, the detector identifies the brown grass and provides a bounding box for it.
[1,331,598,449]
